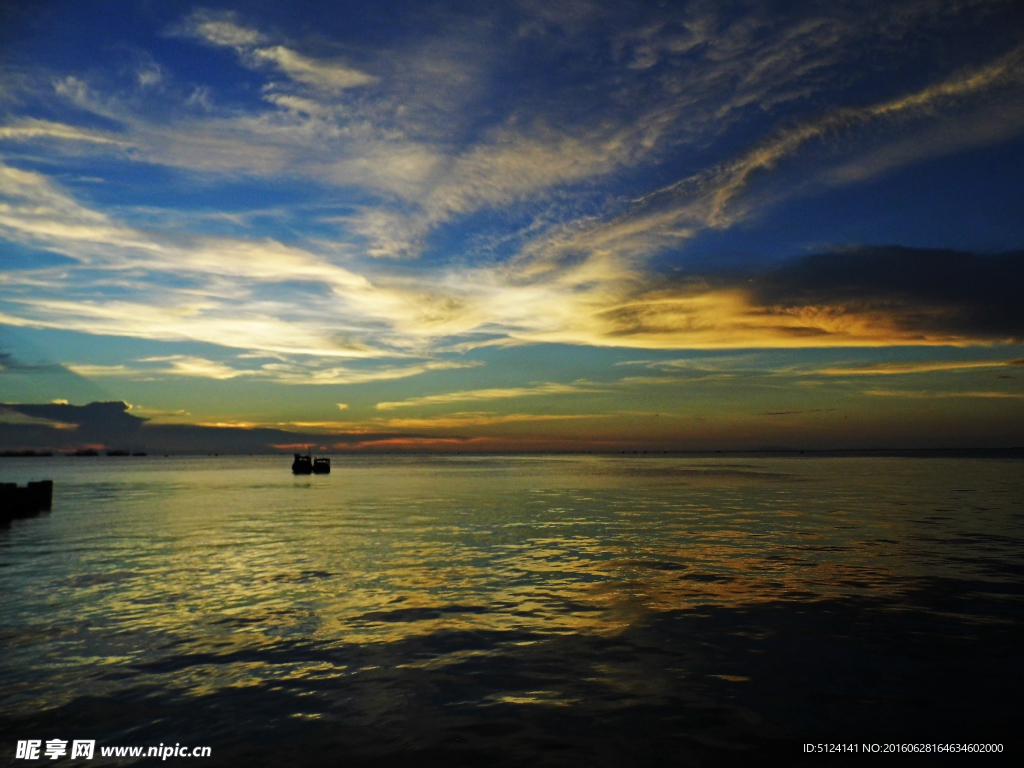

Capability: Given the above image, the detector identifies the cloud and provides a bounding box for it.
[750,247,1024,341]
[62,363,134,378]
[4,149,1024,353]
[0,407,76,429]
[250,46,376,92]
[377,412,608,429]
[0,161,450,356]
[335,436,483,451]
[6,160,1024,356]
[506,43,1024,279]
[762,408,839,417]
[138,356,259,380]
[863,390,1024,399]
[0,351,66,374]
[0,118,129,146]
[806,360,1019,376]
[0,401,146,444]
[698,43,1024,225]
[609,355,1024,381]
[523,246,1024,350]
[8,3,927,262]
[3,4,1024,366]
[255,359,483,385]
[0,162,128,251]
[178,9,375,93]
[375,381,606,410]
[67,357,260,381]
[64,355,482,385]
[181,12,267,48]
[617,374,735,385]
[12,7,1016,243]
[0,400,422,452]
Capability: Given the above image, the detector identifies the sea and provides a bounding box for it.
[1,455,1022,766]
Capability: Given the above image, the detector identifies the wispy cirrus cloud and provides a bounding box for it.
[254,359,482,385]
[617,373,736,385]
[610,355,1024,381]
[376,412,609,429]
[807,360,1021,376]
[14,0,1003,263]
[864,389,1024,399]
[64,355,482,385]
[177,10,377,93]
[185,413,602,433]
[2,1,1024,369]
[0,118,129,146]
[375,381,606,410]
[130,356,258,380]
[505,43,1024,282]
[61,363,135,378]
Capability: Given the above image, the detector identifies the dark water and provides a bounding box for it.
[1,455,1022,766]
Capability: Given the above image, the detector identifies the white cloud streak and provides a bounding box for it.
[375,381,606,410]
[180,10,376,93]
[0,118,129,145]
[64,355,482,385]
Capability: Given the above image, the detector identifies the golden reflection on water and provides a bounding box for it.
[1,455,1022,719]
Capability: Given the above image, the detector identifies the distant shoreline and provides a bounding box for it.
[3,447,1023,458]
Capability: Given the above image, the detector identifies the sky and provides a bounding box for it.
[1,0,1023,452]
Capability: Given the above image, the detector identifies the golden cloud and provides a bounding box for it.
[863,390,1024,399]
[807,360,1018,376]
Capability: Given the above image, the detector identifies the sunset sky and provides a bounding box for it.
[2,0,1023,451]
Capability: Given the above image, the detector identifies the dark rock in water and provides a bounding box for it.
[292,453,313,475]
[312,457,331,474]
[0,480,53,524]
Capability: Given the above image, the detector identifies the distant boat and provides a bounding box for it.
[292,453,313,474]
[292,454,330,474]
[1,480,53,524]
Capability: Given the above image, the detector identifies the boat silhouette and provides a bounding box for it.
[292,454,330,475]
[1,480,54,524]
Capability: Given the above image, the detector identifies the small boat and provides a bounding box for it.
[312,457,331,474]
[1,480,54,524]
[292,453,313,475]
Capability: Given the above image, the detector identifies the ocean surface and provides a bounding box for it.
[1,455,1022,766]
